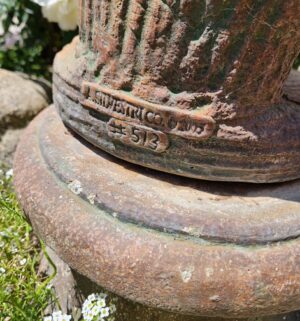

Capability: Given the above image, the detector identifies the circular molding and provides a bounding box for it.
[14,106,300,318]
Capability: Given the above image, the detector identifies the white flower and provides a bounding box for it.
[52,311,62,319]
[52,311,62,321]
[84,311,94,321]
[19,258,27,266]
[91,305,101,316]
[51,311,71,321]
[44,317,53,321]
[0,267,6,274]
[11,246,18,254]
[82,300,94,312]
[97,293,108,300]
[5,286,12,294]
[96,299,106,308]
[100,307,110,318]
[0,231,8,237]
[32,0,79,31]
[60,314,72,321]
[5,169,13,179]
[87,294,96,301]
[82,292,115,321]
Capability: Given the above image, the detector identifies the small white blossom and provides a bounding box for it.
[91,305,101,316]
[84,312,94,321]
[100,307,110,318]
[5,286,12,294]
[0,231,8,237]
[50,311,71,321]
[52,311,62,321]
[61,315,72,321]
[0,267,6,274]
[87,294,96,301]
[19,258,27,266]
[97,293,108,300]
[82,292,116,321]
[5,169,13,179]
[96,299,106,308]
[11,246,18,254]
[44,317,53,321]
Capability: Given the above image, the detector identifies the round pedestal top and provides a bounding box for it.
[14,106,300,318]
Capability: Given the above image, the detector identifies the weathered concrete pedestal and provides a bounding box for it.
[14,106,300,320]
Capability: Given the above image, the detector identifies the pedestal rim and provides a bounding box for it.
[14,107,300,318]
[35,106,300,246]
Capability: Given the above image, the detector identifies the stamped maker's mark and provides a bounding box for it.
[80,82,215,151]
[107,119,168,153]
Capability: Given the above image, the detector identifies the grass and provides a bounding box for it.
[0,168,56,321]
[0,168,117,321]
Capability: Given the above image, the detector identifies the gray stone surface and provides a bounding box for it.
[39,247,83,320]
[0,128,23,167]
[0,69,51,166]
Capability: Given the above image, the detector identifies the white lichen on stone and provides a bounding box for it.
[68,180,83,195]
[88,193,96,205]
[209,295,221,302]
[180,266,194,283]
[205,267,214,278]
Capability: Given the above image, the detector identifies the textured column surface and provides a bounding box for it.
[79,0,300,115]
[53,1,300,182]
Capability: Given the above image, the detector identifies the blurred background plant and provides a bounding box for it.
[0,0,78,80]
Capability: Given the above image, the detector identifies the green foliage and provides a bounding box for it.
[0,169,56,321]
[0,0,77,79]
